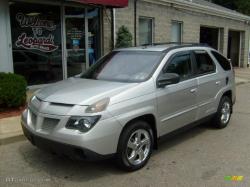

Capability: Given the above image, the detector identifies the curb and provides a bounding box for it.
[236,81,250,86]
[0,134,26,146]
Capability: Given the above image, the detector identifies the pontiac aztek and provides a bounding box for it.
[21,44,235,171]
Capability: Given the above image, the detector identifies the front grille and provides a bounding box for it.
[41,118,59,132]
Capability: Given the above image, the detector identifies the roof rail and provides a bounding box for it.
[141,42,209,47]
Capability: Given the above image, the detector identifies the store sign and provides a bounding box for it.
[16,33,58,52]
[72,0,128,7]
[15,13,58,52]
[67,27,83,40]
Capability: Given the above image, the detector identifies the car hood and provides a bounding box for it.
[36,78,137,105]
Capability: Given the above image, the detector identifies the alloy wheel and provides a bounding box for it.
[221,101,231,124]
[126,129,151,166]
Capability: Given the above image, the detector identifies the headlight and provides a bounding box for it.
[28,89,41,104]
[29,95,36,104]
[85,98,110,113]
[65,116,101,132]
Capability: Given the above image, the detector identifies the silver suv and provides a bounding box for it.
[21,44,235,171]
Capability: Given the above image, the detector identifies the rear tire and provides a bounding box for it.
[116,121,154,171]
[213,96,232,129]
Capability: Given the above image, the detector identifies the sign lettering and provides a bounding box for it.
[15,13,58,52]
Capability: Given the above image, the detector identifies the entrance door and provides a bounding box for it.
[228,31,241,67]
[200,27,219,50]
[65,7,87,78]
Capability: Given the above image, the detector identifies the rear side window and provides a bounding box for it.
[211,51,232,71]
[194,50,216,75]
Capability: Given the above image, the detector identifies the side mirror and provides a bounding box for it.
[157,73,180,88]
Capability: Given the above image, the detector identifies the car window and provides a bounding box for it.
[211,51,232,71]
[81,51,164,83]
[164,53,192,81]
[194,50,216,75]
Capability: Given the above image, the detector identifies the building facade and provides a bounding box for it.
[105,0,250,67]
[0,0,249,87]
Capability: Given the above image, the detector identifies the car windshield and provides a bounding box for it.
[81,51,164,83]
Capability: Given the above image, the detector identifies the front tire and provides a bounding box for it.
[213,96,232,129]
[116,121,154,171]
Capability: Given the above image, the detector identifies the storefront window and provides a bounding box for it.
[10,2,63,85]
[139,17,153,45]
[9,2,101,85]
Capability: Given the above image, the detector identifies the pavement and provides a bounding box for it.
[1,79,250,186]
[234,68,250,85]
[0,116,25,145]
[0,89,34,145]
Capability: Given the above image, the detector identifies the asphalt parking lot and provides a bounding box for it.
[1,83,250,187]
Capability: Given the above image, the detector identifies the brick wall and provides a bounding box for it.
[102,0,250,67]
[102,8,112,55]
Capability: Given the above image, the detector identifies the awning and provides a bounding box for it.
[70,0,128,7]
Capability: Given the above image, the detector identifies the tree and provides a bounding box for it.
[236,0,250,15]
[115,26,133,48]
[212,0,237,10]
[212,0,250,15]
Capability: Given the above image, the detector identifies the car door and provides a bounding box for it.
[192,50,222,120]
[156,51,199,136]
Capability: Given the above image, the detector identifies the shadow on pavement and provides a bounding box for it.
[155,122,214,154]
[18,122,215,182]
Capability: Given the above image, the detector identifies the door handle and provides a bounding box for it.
[216,81,221,85]
[190,88,197,93]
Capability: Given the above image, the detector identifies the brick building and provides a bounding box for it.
[0,0,249,86]
[104,0,250,68]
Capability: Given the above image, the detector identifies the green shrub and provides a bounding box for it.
[116,25,133,48]
[0,72,27,108]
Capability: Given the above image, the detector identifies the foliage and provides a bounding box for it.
[0,73,27,108]
[115,25,133,48]
[236,0,250,15]
[212,0,250,15]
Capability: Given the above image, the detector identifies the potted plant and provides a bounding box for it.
[115,25,133,48]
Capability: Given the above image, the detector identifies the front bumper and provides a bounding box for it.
[21,123,113,160]
[21,108,122,160]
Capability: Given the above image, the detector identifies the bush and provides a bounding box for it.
[116,25,133,48]
[0,73,27,108]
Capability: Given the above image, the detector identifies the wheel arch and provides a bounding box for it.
[222,90,233,113]
[117,114,158,151]
[222,90,232,102]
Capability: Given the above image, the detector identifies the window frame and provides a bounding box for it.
[159,51,196,82]
[139,16,154,45]
[171,20,183,43]
[210,50,232,71]
[192,50,217,77]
